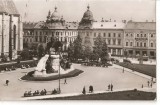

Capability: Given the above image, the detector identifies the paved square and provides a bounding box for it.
[0,64,155,100]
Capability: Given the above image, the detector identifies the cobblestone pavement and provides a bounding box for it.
[0,64,156,100]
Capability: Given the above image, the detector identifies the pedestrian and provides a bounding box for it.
[108,84,110,91]
[141,84,143,88]
[150,83,152,88]
[151,77,154,83]
[82,86,86,95]
[89,85,93,93]
[44,89,47,95]
[64,78,67,84]
[147,81,150,87]
[6,80,9,86]
[111,84,113,91]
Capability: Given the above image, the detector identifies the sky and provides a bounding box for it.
[13,0,156,22]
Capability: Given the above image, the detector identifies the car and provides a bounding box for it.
[123,59,131,63]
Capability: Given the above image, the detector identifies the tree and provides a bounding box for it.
[93,35,103,60]
[101,42,109,63]
[73,35,83,60]
[38,44,45,59]
[68,42,74,60]
[83,45,92,60]
[21,48,30,60]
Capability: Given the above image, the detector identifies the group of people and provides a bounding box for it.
[108,84,113,91]
[82,85,94,95]
[24,89,47,97]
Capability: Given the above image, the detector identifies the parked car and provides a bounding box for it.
[138,56,149,61]
[123,59,131,63]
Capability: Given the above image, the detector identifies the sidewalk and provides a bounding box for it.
[113,64,156,81]
[19,86,156,100]
[0,60,35,66]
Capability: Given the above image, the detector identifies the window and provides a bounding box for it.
[140,42,142,47]
[131,34,133,37]
[108,39,111,45]
[46,32,48,35]
[151,34,154,37]
[113,39,116,45]
[94,33,96,37]
[151,43,153,47]
[126,42,128,46]
[118,33,121,37]
[36,31,38,35]
[118,39,121,45]
[35,36,38,42]
[126,34,128,37]
[144,43,146,47]
[98,33,101,36]
[130,42,132,46]
[144,34,146,37]
[103,33,106,37]
[137,42,139,47]
[87,32,89,36]
[141,34,143,37]
[40,32,42,35]
[108,33,111,37]
[137,34,139,37]
[114,33,116,37]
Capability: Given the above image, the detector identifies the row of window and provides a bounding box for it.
[35,31,77,36]
[125,41,154,47]
[94,33,121,38]
[34,36,76,43]
[125,33,155,38]
[94,39,121,45]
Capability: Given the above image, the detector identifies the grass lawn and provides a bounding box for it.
[21,69,83,81]
[43,90,156,100]
[117,63,156,78]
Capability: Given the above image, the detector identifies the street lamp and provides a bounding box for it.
[58,46,61,93]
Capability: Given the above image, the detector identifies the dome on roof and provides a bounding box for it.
[82,5,94,21]
[51,7,60,20]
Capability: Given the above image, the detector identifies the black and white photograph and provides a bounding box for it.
[0,0,157,101]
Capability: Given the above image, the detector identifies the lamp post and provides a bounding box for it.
[58,46,61,93]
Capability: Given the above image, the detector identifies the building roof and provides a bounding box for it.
[65,22,79,29]
[92,22,126,29]
[24,21,78,30]
[125,21,156,30]
[23,22,37,29]
[0,0,19,15]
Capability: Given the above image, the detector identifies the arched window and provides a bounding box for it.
[13,25,16,49]
[151,42,153,47]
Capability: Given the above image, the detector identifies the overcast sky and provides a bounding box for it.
[13,0,156,22]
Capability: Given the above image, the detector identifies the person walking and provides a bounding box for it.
[111,84,113,91]
[147,81,150,87]
[64,78,67,84]
[150,83,152,88]
[82,86,86,95]
[108,84,111,91]
[6,80,9,86]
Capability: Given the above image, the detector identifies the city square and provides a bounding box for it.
[0,62,156,100]
[0,0,157,100]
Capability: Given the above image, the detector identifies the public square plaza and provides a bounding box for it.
[0,62,156,100]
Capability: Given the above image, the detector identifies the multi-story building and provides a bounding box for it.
[23,7,78,51]
[78,5,126,56]
[124,21,156,58]
[0,0,23,60]
[78,5,156,58]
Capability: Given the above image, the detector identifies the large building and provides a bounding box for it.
[124,21,156,58]
[0,0,23,60]
[23,7,78,51]
[78,6,156,58]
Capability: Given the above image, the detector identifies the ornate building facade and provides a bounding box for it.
[23,7,78,52]
[0,0,23,60]
[78,6,156,58]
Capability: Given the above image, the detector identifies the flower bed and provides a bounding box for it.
[21,69,83,81]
